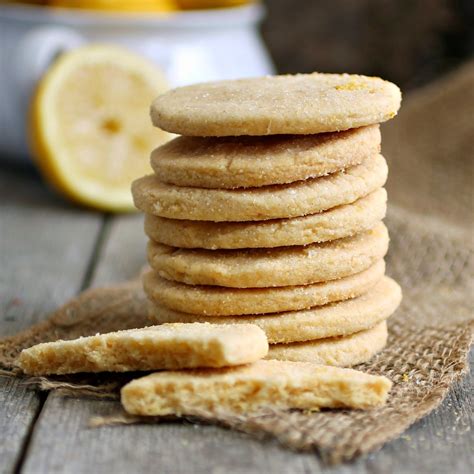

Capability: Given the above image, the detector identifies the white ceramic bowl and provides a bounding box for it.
[0,3,274,159]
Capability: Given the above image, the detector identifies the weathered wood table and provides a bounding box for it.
[1,165,472,474]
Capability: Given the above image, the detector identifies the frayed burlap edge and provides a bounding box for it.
[87,320,472,465]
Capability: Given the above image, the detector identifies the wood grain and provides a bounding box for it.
[90,213,146,287]
[0,166,102,474]
[0,377,41,474]
[21,395,320,474]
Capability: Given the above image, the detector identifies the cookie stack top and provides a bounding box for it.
[150,73,401,136]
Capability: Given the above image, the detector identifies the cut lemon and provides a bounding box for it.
[30,45,170,212]
[177,0,251,9]
[47,0,178,12]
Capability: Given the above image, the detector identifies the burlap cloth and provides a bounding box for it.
[1,63,473,464]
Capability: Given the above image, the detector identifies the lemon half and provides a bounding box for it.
[30,45,170,211]
[47,1,178,12]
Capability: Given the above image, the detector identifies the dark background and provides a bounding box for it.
[261,0,474,90]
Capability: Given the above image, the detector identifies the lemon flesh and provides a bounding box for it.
[30,45,170,212]
[47,1,178,12]
[177,0,251,9]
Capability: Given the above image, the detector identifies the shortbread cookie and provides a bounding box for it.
[151,126,380,189]
[149,277,402,344]
[267,322,388,366]
[143,260,385,316]
[121,359,392,416]
[147,223,388,288]
[133,154,387,221]
[144,188,387,249]
[150,73,401,136]
[18,323,268,375]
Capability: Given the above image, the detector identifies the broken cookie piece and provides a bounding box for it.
[18,323,268,375]
[121,359,392,416]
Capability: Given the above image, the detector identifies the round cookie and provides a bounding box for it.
[267,322,388,366]
[144,188,387,249]
[147,223,389,288]
[150,73,401,136]
[148,277,402,344]
[143,260,385,316]
[133,154,388,221]
[151,125,380,189]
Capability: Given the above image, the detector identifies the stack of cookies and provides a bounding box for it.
[132,73,403,368]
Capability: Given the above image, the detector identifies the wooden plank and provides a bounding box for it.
[0,166,103,474]
[90,213,146,287]
[0,377,42,474]
[19,210,473,473]
[0,168,103,335]
[21,395,320,474]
